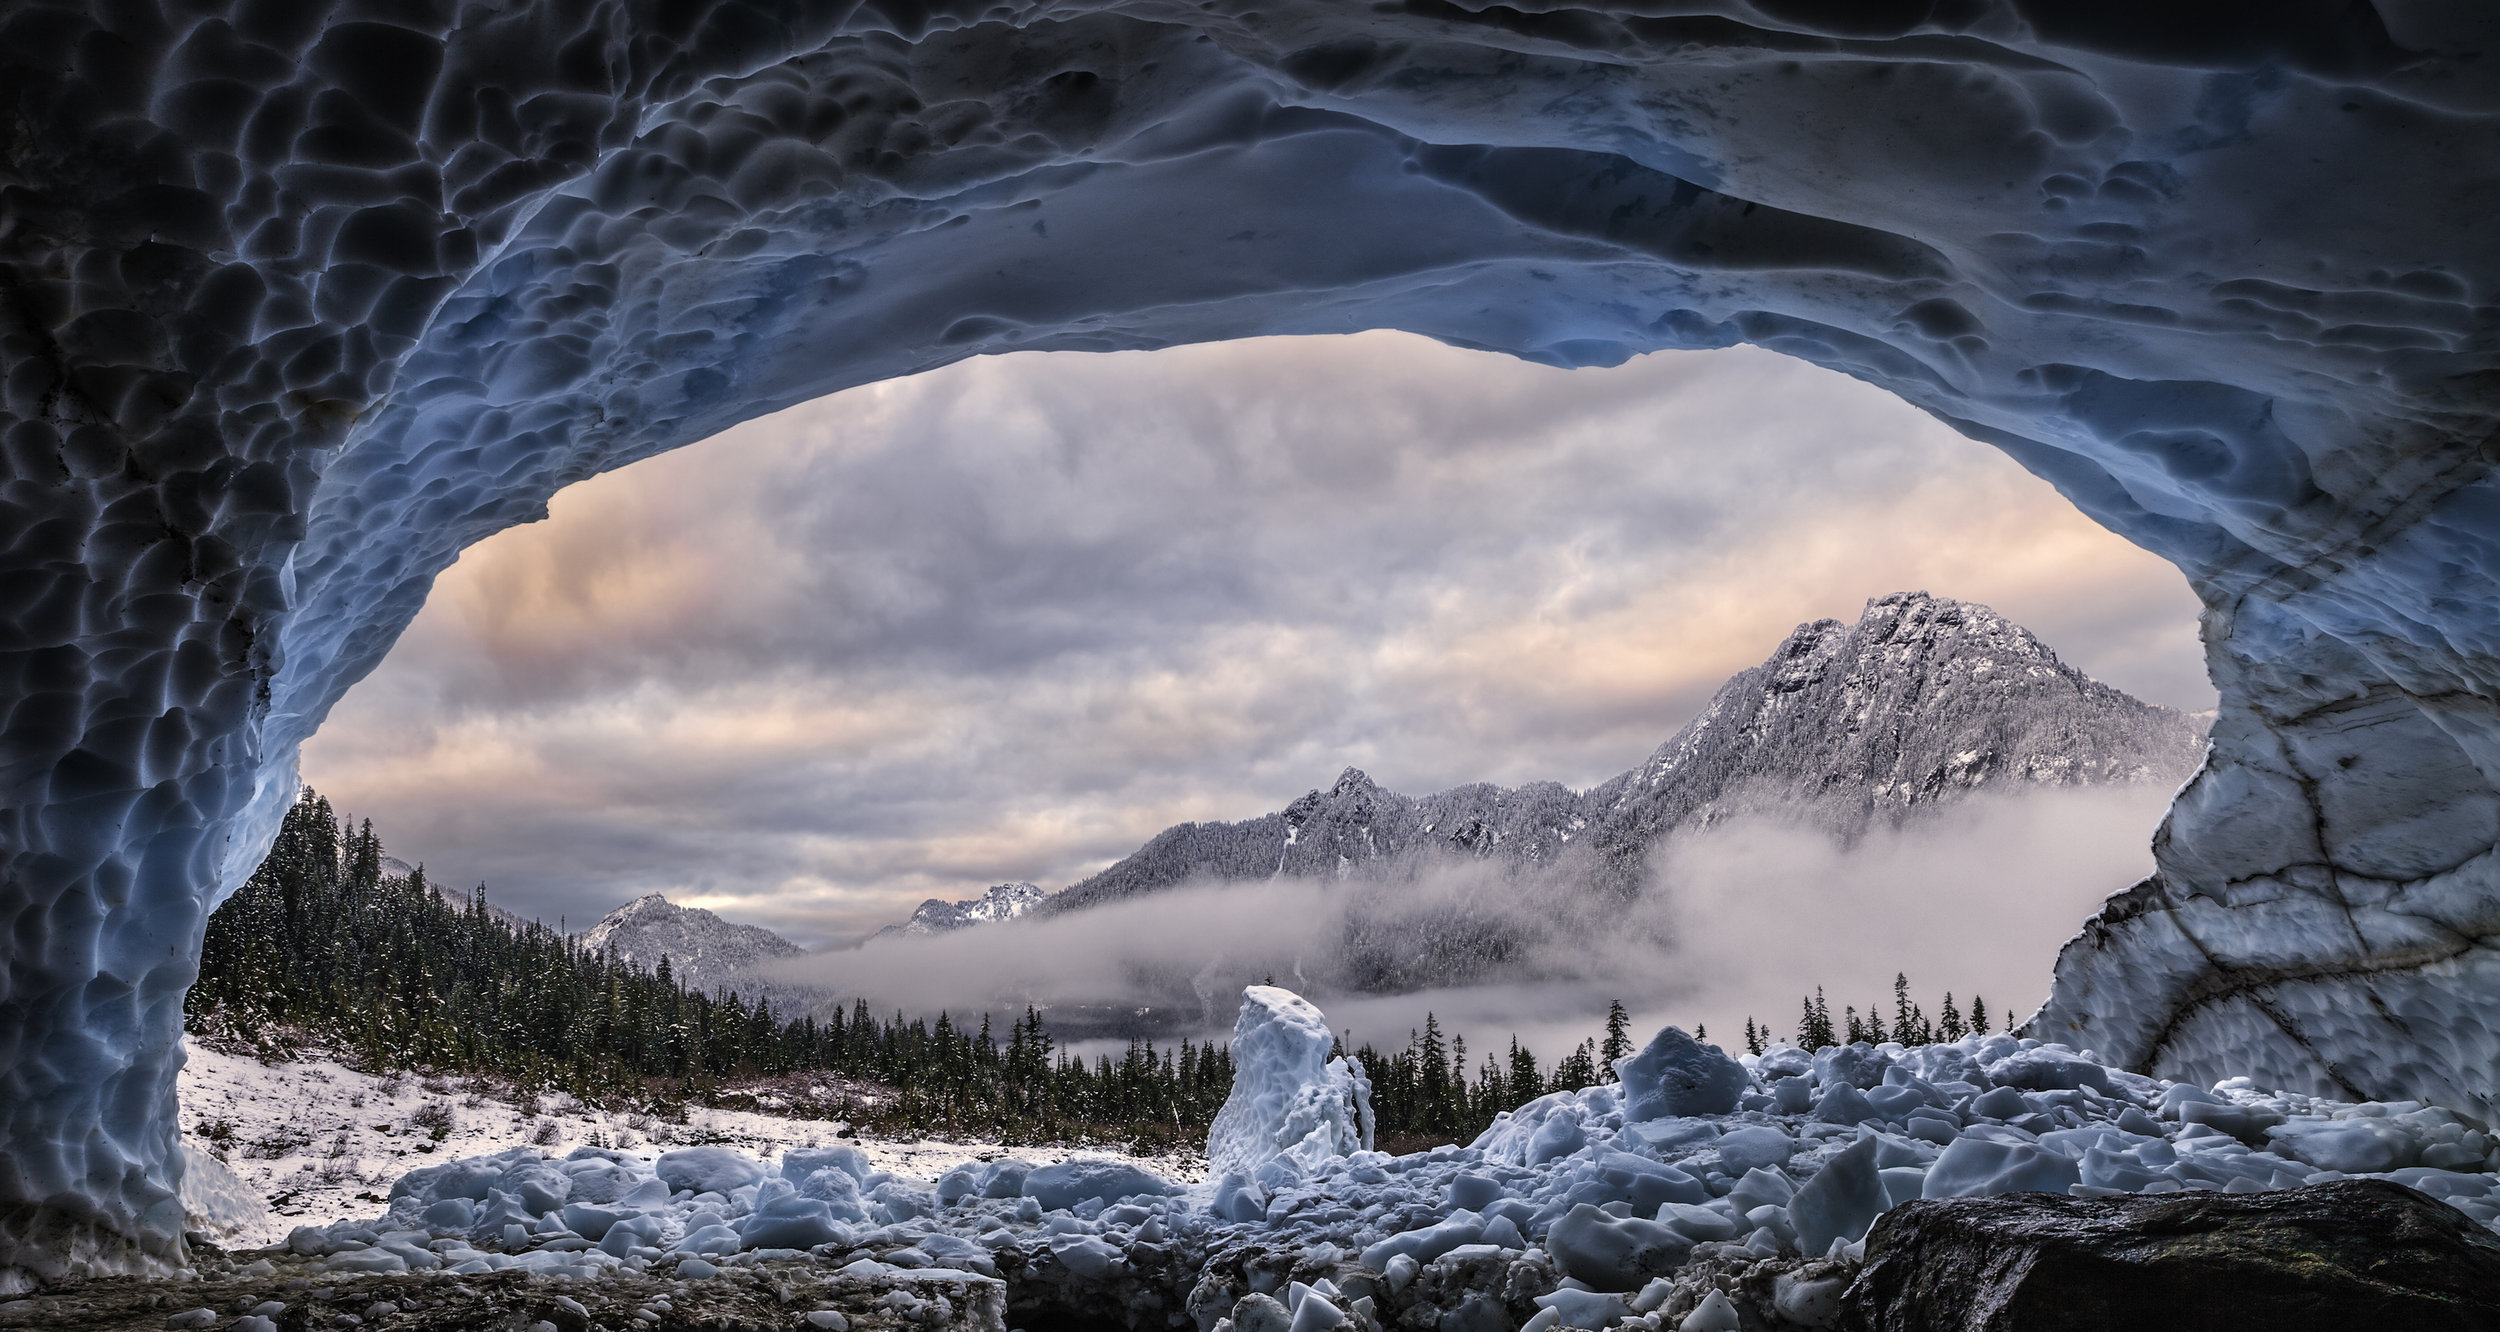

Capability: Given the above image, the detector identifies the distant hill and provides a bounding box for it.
[578,892,804,999]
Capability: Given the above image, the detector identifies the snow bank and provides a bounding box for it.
[176,1146,271,1250]
[274,993,2500,1332]
[171,1040,1200,1250]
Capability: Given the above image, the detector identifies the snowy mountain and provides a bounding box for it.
[1046,592,2207,914]
[871,882,1049,942]
[578,893,804,997]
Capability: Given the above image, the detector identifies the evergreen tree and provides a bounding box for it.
[1938,992,1965,1043]
[1507,1037,1541,1102]
[1742,1017,1765,1057]
[1892,972,1914,1044]
[1600,1000,1632,1068]
[1795,988,1837,1050]
[1417,1015,1450,1130]
[1970,996,1991,1036]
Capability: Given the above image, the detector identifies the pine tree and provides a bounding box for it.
[1970,996,1991,1036]
[1600,1000,1632,1068]
[1418,1015,1450,1130]
[1508,1037,1541,1102]
[1799,989,1836,1051]
[1742,1017,1765,1057]
[1938,992,1965,1043]
[1892,972,1914,1044]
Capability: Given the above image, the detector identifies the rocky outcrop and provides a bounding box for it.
[1844,1180,2500,1332]
[5,0,2500,1286]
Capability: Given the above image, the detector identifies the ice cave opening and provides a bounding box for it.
[4,0,2500,1289]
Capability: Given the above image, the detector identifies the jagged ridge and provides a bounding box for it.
[871,883,1049,943]
[1045,592,2206,914]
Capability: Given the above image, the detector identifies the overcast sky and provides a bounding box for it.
[302,333,2210,953]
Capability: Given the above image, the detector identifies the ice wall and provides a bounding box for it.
[4,0,2499,1285]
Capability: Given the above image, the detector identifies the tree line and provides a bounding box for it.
[1748,973,1999,1057]
[190,787,1986,1153]
[188,789,1625,1147]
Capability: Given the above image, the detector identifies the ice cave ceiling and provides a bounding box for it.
[4,0,2500,1284]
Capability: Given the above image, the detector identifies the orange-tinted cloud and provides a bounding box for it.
[303,334,2206,943]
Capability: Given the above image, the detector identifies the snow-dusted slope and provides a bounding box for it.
[1576,591,2208,893]
[870,884,1049,943]
[173,1041,1199,1248]
[7,0,2500,1286]
[578,895,803,999]
[1051,593,2204,912]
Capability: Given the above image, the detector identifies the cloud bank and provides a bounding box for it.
[762,782,2177,1063]
[302,333,2208,942]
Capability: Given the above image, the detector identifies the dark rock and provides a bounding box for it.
[1844,1179,2500,1332]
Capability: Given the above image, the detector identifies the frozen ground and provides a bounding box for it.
[199,988,2500,1332]
[175,1041,1203,1251]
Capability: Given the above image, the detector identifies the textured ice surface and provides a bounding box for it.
[1205,987,1375,1188]
[262,1013,2500,1332]
[1614,1029,1747,1123]
[6,0,2500,1284]
[173,1145,269,1250]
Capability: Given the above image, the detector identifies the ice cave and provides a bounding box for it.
[4,0,2500,1292]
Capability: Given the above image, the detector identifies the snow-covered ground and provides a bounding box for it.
[176,1041,1202,1249]
[184,990,2500,1332]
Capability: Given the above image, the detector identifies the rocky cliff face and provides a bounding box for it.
[1047,593,2206,914]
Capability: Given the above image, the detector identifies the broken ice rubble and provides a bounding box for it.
[304,990,2500,1326]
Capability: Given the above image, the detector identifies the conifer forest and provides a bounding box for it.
[191,788,1982,1151]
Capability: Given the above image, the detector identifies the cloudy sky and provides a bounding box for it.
[303,333,2210,970]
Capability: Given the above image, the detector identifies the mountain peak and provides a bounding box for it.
[1042,590,2208,915]
[578,892,800,995]
[874,881,1049,942]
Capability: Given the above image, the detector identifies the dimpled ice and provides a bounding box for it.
[1205,986,1376,1185]
[8,0,2500,1283]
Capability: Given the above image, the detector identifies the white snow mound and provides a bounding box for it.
[1206,986,1375,1186]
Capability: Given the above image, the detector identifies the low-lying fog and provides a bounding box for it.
[762,782,2174,1062]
